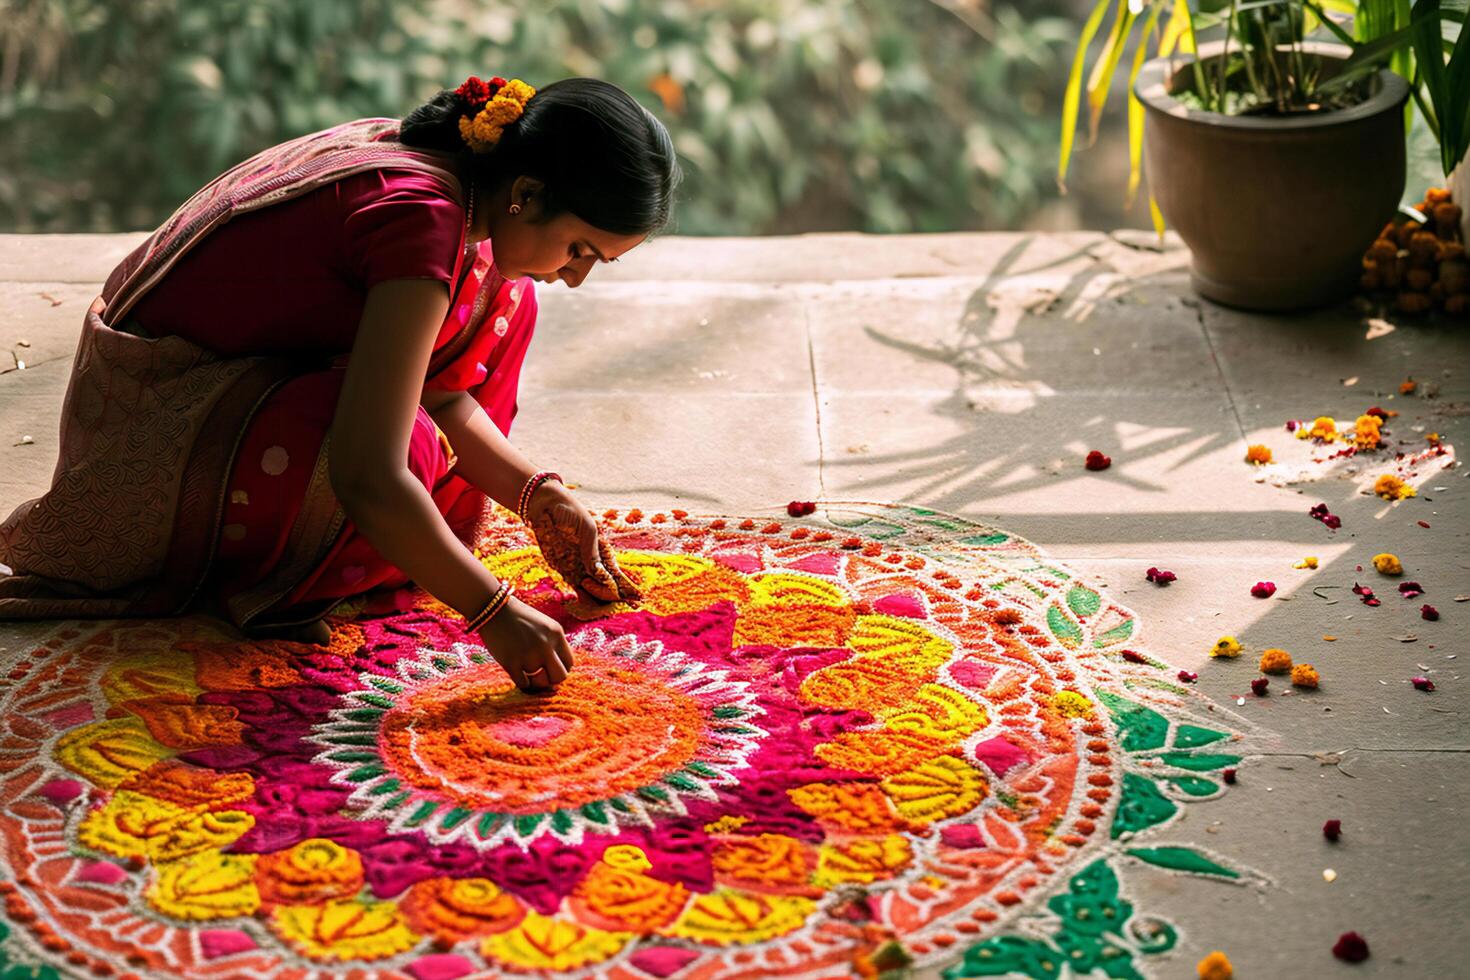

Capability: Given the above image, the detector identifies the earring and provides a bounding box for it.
[508,204,521,215]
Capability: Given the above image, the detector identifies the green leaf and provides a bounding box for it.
[1173,724,1229,748]
[1149,751,1242,771]
[1093,617,1135,647]
[1066,585,1102,618]
[1097,691,1168,751]
[1112,773,1178,837]
[1047,604,1084,649]
[944,935,1064,979]
[1166,775,1220,796]
[1127,846,1242,878]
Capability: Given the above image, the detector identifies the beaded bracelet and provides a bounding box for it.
[517,470,562,522]
[464,581,514,634]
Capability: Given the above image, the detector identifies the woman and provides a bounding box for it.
[0,75,680,693]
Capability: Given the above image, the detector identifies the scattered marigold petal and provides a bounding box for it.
[1373,474,1416,501]
[1412,676,1436,692]
[1211,636,1243,659]
[1084,450,1111,471]
[1322,819,1342,842]
[1293,556,1319,569]
[1290,664,1320,689]
[1371,553,1403,575]
[1197,950,1234,980]
[1365,405,1390,421]
[1306,416,1338,441]
[1258,648,1293,674]
[1250,581,1277,599]
[1399,378,1417,395]
[1332,931,1370,963]
[1421,604,1439,621]
[1244,444,1273,464]
[1250,677,1269,697]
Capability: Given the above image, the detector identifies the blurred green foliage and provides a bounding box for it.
[0,0,1076,234]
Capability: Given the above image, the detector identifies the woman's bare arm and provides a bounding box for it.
[328,279,501,618]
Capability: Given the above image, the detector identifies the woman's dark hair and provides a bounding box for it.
[399,77,681,237]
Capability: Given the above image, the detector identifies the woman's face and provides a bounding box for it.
[482,175,648,287]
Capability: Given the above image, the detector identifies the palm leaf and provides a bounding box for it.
[1085,0,1137,146]
[1058,0,1116,191]
[1161,0,1198,54]
[1126,2,1165,207]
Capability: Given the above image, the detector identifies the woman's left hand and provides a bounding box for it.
[524,480,642,605]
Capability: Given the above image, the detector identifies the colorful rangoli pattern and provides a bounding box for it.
[0,502,1256,978]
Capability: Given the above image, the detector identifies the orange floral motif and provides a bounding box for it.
[567,845,690,932]
[119,695,245,749]
[255,838,365,906]
[400,877,526,944]
[799,658,923,713]
[378,657,705,812]
[787,783,905,833]
[190,644,302,689]
[710,833,816,892]
[815,729,954,777]
[734,602,857,648]
[119,760,254,808]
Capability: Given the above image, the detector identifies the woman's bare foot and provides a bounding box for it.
[244,619,332,646]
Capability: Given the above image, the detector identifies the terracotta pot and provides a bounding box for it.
[1135,41,1409,311]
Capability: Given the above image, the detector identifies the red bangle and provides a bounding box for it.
[517,470,562,521]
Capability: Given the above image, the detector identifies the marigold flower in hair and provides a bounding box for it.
[456,76,536,153]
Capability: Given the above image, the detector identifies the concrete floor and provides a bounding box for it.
[1,231,1467,977]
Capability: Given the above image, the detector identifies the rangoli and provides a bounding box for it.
[0,502,1261,979]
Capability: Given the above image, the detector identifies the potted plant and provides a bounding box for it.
[1059,0,1465,312]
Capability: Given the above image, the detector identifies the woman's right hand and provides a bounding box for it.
[477,595,575,694]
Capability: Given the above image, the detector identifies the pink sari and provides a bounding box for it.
[0,118,537,630]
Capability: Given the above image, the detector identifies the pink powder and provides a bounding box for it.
[198,929,257,959]
[788,552,841,575]
[712,551,763,574]
[406,954,476,980]
[628,947,702,977]
[948,660,997,689]
[873,592,927,619]
[939,824,986,849]
[75,861,128,885]
[39,779,85,805]
[972,735,1029,776]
